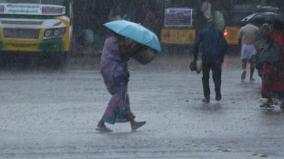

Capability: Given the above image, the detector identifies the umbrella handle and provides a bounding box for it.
[119,43,145,57]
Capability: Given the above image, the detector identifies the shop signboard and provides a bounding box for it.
[164,8,192,27]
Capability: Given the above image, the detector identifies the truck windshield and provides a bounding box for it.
[0,0,65,5]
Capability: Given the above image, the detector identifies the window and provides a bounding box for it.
[0,0,65,5]
[0,0,39,3]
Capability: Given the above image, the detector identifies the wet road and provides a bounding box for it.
[0,55,284,159]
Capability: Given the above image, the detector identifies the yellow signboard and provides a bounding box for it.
[161,28,196,45]
[224,26,240,45]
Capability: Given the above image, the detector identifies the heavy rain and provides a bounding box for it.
[0,0,284,158]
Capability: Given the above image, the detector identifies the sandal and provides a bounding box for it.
[96,124,113,133]
[131,121,146,131]
[259,102,273,109]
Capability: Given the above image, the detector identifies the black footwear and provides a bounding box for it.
[202,97,210,103]
[131,121,146,131]
[216,93,222,101]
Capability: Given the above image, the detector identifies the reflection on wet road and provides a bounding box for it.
[0,55,283,158]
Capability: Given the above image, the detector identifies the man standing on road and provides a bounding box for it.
[239,23,259,82]
[192,17,228,103]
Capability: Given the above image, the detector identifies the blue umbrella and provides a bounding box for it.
[104,20,161,52]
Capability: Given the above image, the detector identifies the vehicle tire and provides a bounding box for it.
[0,53,7,68]
[39,52,66,69]
[51,52,68,69]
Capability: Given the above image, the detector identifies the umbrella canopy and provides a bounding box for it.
[104,20,161,52]
[241,12,284,26]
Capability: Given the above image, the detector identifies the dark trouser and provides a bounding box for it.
[202,62,222,99]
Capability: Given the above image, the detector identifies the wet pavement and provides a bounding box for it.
[0,54,284,159]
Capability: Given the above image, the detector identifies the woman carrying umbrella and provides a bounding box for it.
[96,20,161,132]
[96,33,147,132]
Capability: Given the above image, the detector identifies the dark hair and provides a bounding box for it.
[260,23,272,37]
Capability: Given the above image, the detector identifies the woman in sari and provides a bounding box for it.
[257,23,284,108]
[96,33,146,132]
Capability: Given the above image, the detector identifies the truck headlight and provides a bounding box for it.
[44,28,66,39]
[44,30,53,37]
